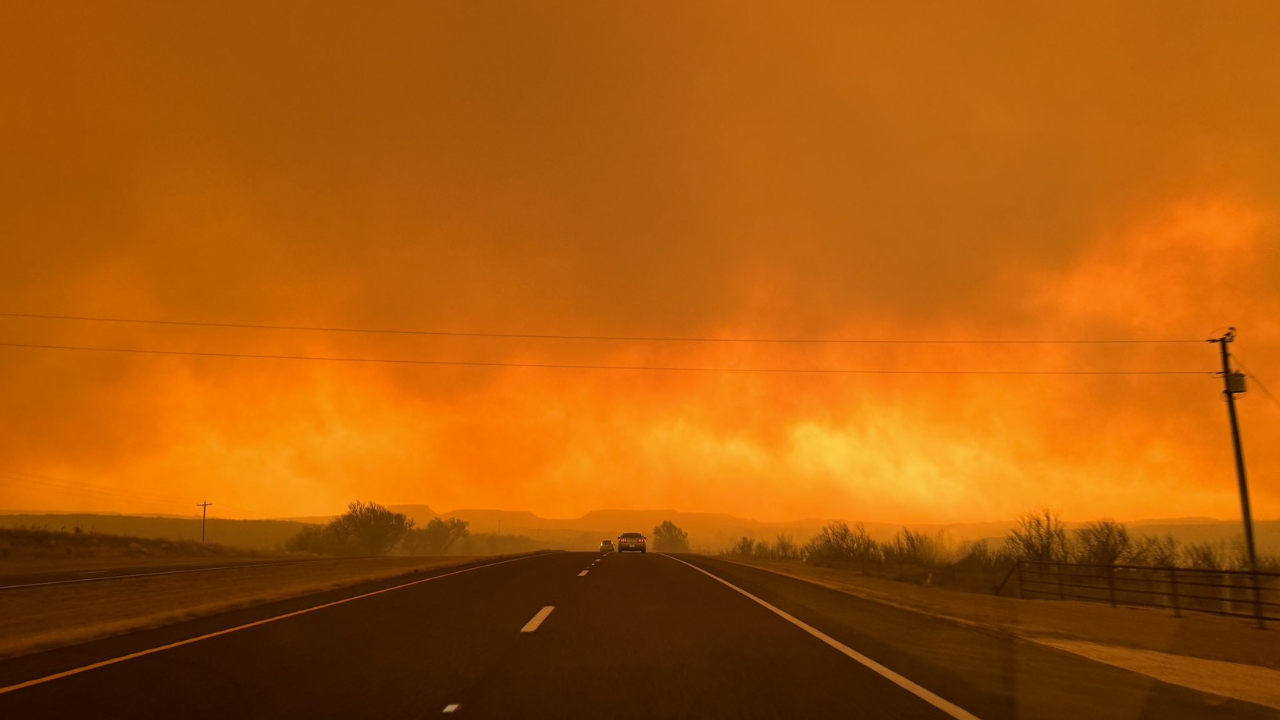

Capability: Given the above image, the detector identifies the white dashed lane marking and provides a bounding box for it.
[578,570,588,577]
[520,606,555,633]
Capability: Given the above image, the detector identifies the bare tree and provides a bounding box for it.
[1073,519,1131,565]
[802,521,879,569]
[848,522,880,571]
[773,533,799,560]
[886,528,938,565]
[801,521,850,566]
[1181,540,1223,570]
[1128,534,1180,567]
[753,539,773,559]
[401,529,422,556]
[283,501,414,556]
[957,539,992,566]
[414,517,470,555]
[1005,509,1069,562]
[284,524,345,555]
[332,501,415,556]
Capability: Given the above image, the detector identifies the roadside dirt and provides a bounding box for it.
[0,555,497,659]
[2,554,282,575]
[1034,638,1280,711]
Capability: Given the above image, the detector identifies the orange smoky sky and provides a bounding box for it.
[1,2,1279,525]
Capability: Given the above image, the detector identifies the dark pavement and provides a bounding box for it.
[0,552,1273,719]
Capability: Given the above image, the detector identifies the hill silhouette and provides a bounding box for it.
[0,513,312,550]
[377,507,1280,555]
[5,507,1275,555]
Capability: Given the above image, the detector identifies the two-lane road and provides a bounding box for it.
[0,552,1272,719]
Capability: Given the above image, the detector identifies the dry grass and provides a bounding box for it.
[0,527,269,572]
[0,554,504,659]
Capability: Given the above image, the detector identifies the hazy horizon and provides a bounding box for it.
[4,503,1275,528]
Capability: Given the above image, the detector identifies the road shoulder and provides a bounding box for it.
[710,556,1280,712]
[677,555,1278,720]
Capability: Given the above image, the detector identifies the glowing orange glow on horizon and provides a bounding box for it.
[1,2,1278,526]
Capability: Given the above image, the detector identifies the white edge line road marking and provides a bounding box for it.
[664,555,981,720]
[442,703,460,713]
[578,570,588,577]
[521,606,555,633]
[0,554,541,697]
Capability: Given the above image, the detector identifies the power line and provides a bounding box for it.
[0,472,194,512]
[0,468,268,518]
[0,312,1207,345]
[0,341,1212,376]
[1,469,190,504]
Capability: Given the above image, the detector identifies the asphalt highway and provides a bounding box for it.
[0,552,1272,719]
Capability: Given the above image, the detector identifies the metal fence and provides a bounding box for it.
[997,560,1280,624]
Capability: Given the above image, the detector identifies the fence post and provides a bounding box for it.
[1225,572,1233,615]
[1168,568,1181,618]
[1016,563,1024,599]
[1252,571,1265,629]
[1106,565,1116,608]
[1056,563,1066,600]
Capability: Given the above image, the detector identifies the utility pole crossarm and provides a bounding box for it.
[196,501,213,544]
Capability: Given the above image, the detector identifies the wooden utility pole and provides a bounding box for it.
[1213,329,1267,627]
[1214,329,1257,574]
[197,501,213,544]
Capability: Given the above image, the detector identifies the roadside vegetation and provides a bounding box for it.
[285,501,415,556]
[282,501,541,557]
[456,531,543,555]
[729,533,801,562]
[721,509,1280,594]
[402,518,471,556]
[0,514,314,552]
[0,525,254,561]
[652,520,690,552]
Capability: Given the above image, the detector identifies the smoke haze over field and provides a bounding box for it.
[2,2,1279,523]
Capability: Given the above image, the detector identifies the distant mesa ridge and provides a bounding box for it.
[1,507,1275,554]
